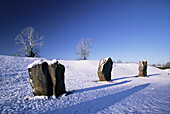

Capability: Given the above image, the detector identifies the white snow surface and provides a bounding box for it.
[27,59,58,69]
[0,55,170,114]
[165,69,170,75]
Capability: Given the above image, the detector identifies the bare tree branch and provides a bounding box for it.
[76,38,92,60]
[15,27,44,57]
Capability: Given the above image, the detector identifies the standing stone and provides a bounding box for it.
[28,62,53,97]
[48,62,66,98]
[139,61,143,76]
[143,61,147,76]
[28,59,66,98]
[98,57,113,81]
[138,60,147,77]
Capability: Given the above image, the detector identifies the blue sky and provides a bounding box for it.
[0,0,169,64]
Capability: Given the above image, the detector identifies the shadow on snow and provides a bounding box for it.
[111,75,138,81]
[69,80,131,94]
[111,73,161,81]
[59,83,150,113]
[147,74,161,77]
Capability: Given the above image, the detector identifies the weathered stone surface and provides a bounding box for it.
[98,57,113,81]
[48,62,66,98]
[139,61,143,76]
[139,60,147,77]
[28,62,53,97]
[28,60,66,98]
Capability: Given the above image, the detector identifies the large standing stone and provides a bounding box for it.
[98,57,113,81]
[138,60,147,77]
[48,62,66,98]
[28,59,66,98]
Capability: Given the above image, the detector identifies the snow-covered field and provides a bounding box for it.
[0,55,170,114]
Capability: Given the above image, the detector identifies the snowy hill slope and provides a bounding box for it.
[0,55,170,113]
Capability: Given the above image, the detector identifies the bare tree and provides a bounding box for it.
[165,62,170,67]
[151,64,156,67]
[117,60,122,63]
[76,38,92,60]
[15,27,44,57]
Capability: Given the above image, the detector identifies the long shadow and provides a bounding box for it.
[147,74,161,77]
[57,83,150,113]
[71,80,131,94]
[112,75,138,81]
[112,73,161,81]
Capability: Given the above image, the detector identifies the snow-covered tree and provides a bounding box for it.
[76,38,92,60]
[15,27,44,57]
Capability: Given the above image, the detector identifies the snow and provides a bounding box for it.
[46,59,58,66]
[0,55,170,113]
[27,59,58,69]
[27,59,44,69]
[99,57,111,71]
[165,69,170,75]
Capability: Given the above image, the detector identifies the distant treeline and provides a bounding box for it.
[157,66,170,70]
[151,62,170,69]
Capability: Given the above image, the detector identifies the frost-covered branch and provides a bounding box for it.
[15,27,44,57]
[76,38,92,60]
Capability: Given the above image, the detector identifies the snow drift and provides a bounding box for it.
[0,55,170,113]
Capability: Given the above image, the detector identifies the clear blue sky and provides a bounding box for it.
[0,0,169,64]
